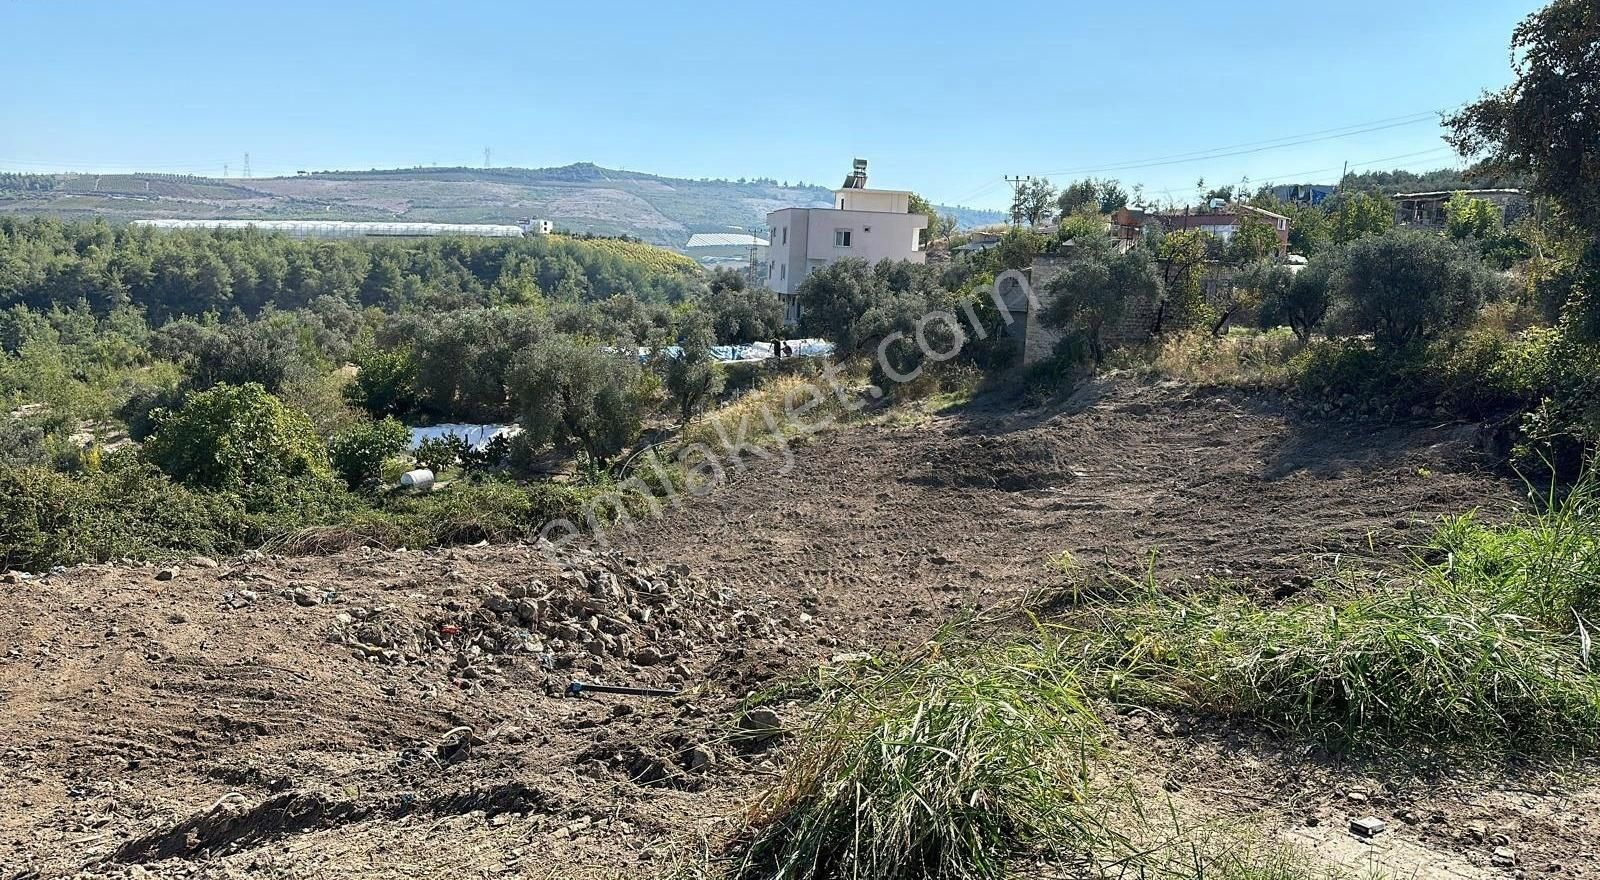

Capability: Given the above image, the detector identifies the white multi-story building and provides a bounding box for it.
[766,160,929,325]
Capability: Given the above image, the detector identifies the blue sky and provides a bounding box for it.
[0,0,1539,210]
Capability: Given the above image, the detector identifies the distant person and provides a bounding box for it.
[782,341,793,358]
[772,338,784,359]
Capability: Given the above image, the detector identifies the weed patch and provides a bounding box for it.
[1427,472,1600,622]
[1086,584,1600,759]
[741,632,1104,880]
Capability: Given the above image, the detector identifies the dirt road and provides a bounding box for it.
[7,377,1591,880]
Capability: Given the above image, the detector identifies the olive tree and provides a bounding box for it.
[1259,257,1337,343]
[509,335,647,464]
[1340,229,1503,349]
[1042,243,1162,362]
[662,310,723,424]
[698,272,783,344]
[797,259,942,354]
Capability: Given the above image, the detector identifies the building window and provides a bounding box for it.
[834,229,852,247]
[782,226,787,245]
[779,264,786,280]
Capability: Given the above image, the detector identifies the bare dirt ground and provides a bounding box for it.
[4,377,1594,880]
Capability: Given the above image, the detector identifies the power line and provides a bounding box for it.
[1136,146,1457,199]
[945,106,1467,208]
[951,175,1007,206]
[1031,106,1456,177]
[1033,113,1451,179]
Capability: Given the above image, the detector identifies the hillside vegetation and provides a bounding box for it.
[0,163,1005,247]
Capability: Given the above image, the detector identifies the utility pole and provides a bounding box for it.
[746,232,760,288]
[1004,175,1031,225]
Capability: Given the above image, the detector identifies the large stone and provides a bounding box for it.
[682,744,714,773]
[737,707,784,744]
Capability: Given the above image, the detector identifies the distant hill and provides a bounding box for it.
[0,164,1005,248]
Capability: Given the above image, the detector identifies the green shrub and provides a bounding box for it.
[0,454,245,571]
[116,383,186,442]
[1291,328,1551,420]
[345,345,420,419]
[1512,330,1600,476]
[0,415,49,468]
[413,434,471,474]
[328,479,597,548]
[405,480,594,544]
[142,383,334,506]
[742,635,1103,880]
[328,417,410,491]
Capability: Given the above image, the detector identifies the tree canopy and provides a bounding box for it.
[1340,229,1504,349]
[1042,242,1161,362]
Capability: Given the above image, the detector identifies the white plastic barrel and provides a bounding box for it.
[400,468,435,490]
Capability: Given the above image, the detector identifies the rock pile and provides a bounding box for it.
[334,548,791,682]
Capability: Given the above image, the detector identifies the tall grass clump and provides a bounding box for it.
[1090,586,1600,758]
[1427,471,1600,622]
[740,633,1104,880]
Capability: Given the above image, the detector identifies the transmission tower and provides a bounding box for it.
[242,153,251,179]
[483,146,491,169]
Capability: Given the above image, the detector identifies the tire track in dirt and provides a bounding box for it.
[616,378,1517,648]
[1,377,1551,879]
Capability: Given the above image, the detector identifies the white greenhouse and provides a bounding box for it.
[129,219,528,239]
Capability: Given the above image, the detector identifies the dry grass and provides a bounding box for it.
[681,371,856,453]
[1109,328,1304,386]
